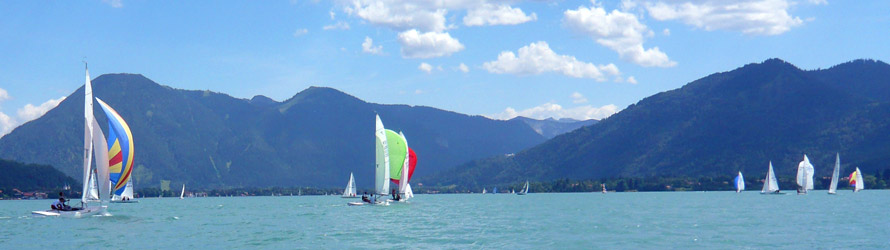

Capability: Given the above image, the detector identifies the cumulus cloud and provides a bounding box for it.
[397,29,464,58]
[482,41,621,81]
[571,92,588,104]
[362,36,384,55]
[808,0,828,5]
[418,62,433,73]
[662,28,670,36]
[564,2,676,68]
[458,63,469,73]
[626,76,638,84]
[323,21,350,30]
[464,3,537,26]
[0,89,66,137]
[643,0,804,35]
[293,29,309,37]
[102,0,123,8]
[487,102,620,120]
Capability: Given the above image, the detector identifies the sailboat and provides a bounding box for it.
[734,171,745,193]
[179,184,185,199]
[492,187,498,194]
[796,154,814,195]
[482,188,487,194]
[390,132,416,202]
[341,172,358,198]
[850,167,865,192]
[111,180,139,203]
[33,64,110,218]
[350,115,390,206]
[93,97,139,204]
[517,181,529,195]
[828,154,841,195]
[761,162,781,194]
[601,183,607,193]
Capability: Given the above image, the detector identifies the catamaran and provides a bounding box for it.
[828,153,841,195]
[341,172,358,198]
[179,184,185,199]
[761,162,781,194]
[517,181,529,195]
[796,154,814,194]
[734,171,745,193]
[850,167,865,192]
[33,64,110,218]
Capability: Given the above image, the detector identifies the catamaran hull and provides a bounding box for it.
[31,205,107,218]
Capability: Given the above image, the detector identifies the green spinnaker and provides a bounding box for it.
[386,129,407,180]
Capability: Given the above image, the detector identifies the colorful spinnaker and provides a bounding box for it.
[386,130,408,183]
[96,98,135,196]
[849,167,864,192]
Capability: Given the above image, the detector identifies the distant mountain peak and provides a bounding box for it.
[249,95,278,107]
[278,86,366,113]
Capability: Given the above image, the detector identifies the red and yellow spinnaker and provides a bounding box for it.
[849,170,858,187]
[96,98,135,196]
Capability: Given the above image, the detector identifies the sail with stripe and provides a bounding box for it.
[96,98,135,196]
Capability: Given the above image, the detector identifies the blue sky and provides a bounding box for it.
[1,0,888,136]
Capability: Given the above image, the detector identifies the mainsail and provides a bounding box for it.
[81,65,95,204]
[761,162,780,193]
[734,171,745,192]
[81,65,111,204]
[374,115,390,195]
[796,155,815,192]
[342,172,357,197]
[828,154,840,194]
[96,98,135,197]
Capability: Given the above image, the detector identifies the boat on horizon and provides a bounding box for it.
[341,172,358,198]
[734,171,745,193]
[761,162,782,194]
[828,153,841,195]
[796,155,814,195]
[517,181,529,195]
[850,167,865,192]
[180,184,186,199]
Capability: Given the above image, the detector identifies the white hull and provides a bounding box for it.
[32,205,107,218]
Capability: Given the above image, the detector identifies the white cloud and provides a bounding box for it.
[482,41,621,81]
[808,0,827,5]
[0,92,66,137]
[343,0,449,32]
[626,76,638,84]
[293,29,309,37]
[17,96,65,123]
[323,21,350,30]
[418,62,433,73]
[458,63,469,73]
[463,3,537,26]
[643,0,804,35]
[102,0,123,8]
[362,36,384,55]
[571,92,588,104]
[662,28,670,36]
[397,29,464,58]
[330,10,336,20]
[564,3,676,68]
[414,89,424,94]
[487,102,620,120]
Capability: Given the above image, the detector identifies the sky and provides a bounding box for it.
[1,0,889,137]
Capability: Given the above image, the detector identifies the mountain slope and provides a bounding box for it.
[0,74,546,189]
[0,159,79,191]
[424,59,890,187]
[510,117,597,139]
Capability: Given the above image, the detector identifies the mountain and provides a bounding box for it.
[510,117,597,139]
[423,59,890,187]
[0,74,546,189]
[0,158,79,191]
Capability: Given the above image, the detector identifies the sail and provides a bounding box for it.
[180,184,185,199]
[122,180,134,199]
[87,171,99,200]
[374,115,390,195]
[851,167,864,192]
[82,65,94,203]
[397,132,410,195]
[96,98,135,196]
[405,183,414,199]
[91,116,111,202]
[523,181,529,194]
[342,172,356,197]
[734,171,745,192]
[796,155,815,190]
[761,162,780,193]
[829,154,840,194]
[386,130,408,184]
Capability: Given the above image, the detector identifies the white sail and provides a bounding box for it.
[82,65,94,204]
[524,181,529,194]
[87,170,99,200]
[374,115,390,195]
[342,172,357,197]
[855,167,864,192]
[91,116,111,202]
[761,162,780,193]
[122,180,134,199]
[796,155,815,192]
[180,184,185,199]
[829,154,840,194]
[736,171,745,192]
[405,183,414,199]
[398,132,410,197]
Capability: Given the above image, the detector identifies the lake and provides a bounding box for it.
[1,191,888,248]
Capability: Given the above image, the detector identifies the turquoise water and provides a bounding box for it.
[2,191,889,249]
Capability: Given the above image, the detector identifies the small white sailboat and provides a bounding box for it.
[828,154,840,195]
[734,171,745,193]
[601,183,607,194]
[111,180,139,203]
[850,167,865,192]
[179,184,185,199]
[482,188,487,194]
[33,64,109,218]
[796,154,814,195]
[341,172,358,198]
[761,162,781,194]
[517,181,529,195]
